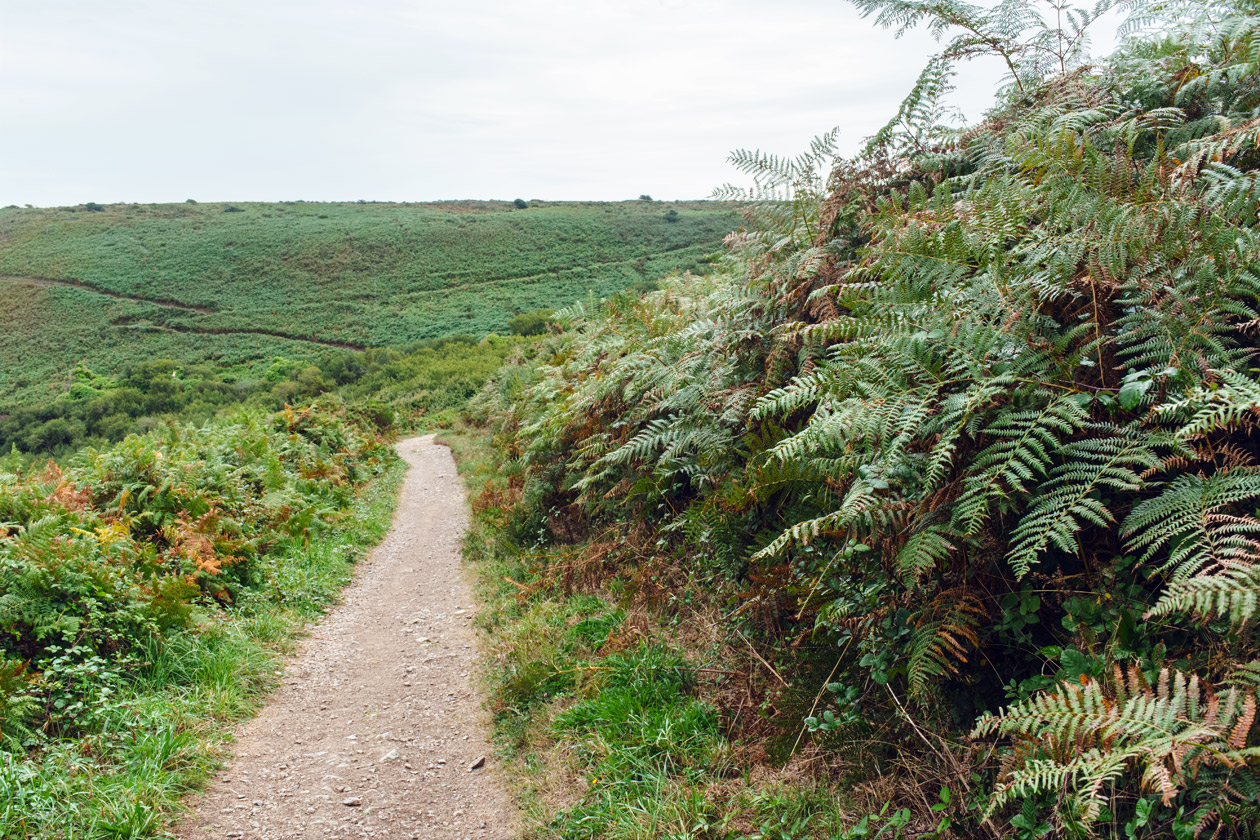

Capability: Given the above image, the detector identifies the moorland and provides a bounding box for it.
[0,199,738,454]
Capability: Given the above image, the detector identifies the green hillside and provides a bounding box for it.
[0,200,739,408]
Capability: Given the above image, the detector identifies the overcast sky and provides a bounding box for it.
[3,0,1061,206]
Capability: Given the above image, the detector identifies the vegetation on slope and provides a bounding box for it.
[0,335,532,458]
[0,200,738,409]
[456,1,1260,837]
[0,399,401,838]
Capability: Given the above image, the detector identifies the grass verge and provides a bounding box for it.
[442,427,868,840]
[0,454,406,839]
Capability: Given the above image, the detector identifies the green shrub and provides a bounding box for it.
[507,309,556,337]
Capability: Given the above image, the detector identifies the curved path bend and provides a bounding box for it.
[178,436,515,840]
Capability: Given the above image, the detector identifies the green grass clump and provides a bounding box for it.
[546,645,723,840]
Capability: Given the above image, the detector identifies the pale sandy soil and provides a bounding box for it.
[176,436,516,840]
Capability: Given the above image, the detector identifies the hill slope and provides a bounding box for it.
[0,200,739,407]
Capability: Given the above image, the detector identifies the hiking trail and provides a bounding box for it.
[177,436,516,840]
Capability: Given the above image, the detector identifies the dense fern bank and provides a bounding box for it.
[446,427,865,840]
[0,399,401,837]
[463,2,1260,836]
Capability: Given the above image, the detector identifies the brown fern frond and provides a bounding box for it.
[907,588,986,696]
[1229,695,1256,750]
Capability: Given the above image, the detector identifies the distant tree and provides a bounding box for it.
[185,198,197,204]
[295,365,332,398]
[223,204,243,213]
[83,202,104,212]
[664,209,679,223]
[319,351,367,385]
[25,418,82,452]
[513,198,529,209]
[269,380,300,406]
[95,413,136,442]
[638,194,653,201]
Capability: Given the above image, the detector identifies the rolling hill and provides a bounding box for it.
[0,199,740,408]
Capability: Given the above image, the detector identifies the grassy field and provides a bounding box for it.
[0,200,739,408]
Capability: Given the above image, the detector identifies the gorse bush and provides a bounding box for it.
[507,310,558,337]
[468,1,1260,835]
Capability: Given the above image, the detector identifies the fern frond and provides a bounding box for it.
[1122,468,1260,580]
[1005,427,1158,577]
[975,667,1260,825]
[1147,564,1260,627]
[754,480,878,559]
[951,393,1087,535]
[1160,370,1260,439]
[907,588,985,695]
[894,524,959,582]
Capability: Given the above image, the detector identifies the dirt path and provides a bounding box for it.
[0,274,216,313]
[177,436,516,840]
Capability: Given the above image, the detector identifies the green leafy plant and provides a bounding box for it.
[459,1,1260,836]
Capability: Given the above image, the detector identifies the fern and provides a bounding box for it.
[951,393,1088,535]
[1122,468,1260,580]
[1159,370,1260,439]
[473,0,1260,831]
[1006,427,1159,578]
[894,524,959,582]
[1147,564,1260,627]
[0,659,37,750]
[975,666,1260,827]
[907,588,985,695]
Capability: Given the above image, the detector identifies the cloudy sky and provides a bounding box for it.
[3,0,1048,206]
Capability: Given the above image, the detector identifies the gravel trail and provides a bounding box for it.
[177,436,515,840]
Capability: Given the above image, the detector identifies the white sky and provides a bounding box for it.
[0,0,1099,206]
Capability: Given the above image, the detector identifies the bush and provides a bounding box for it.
[0,400,395,832]
[507,309,556,337]
[513,198,528,209]
[627,278,660,295]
